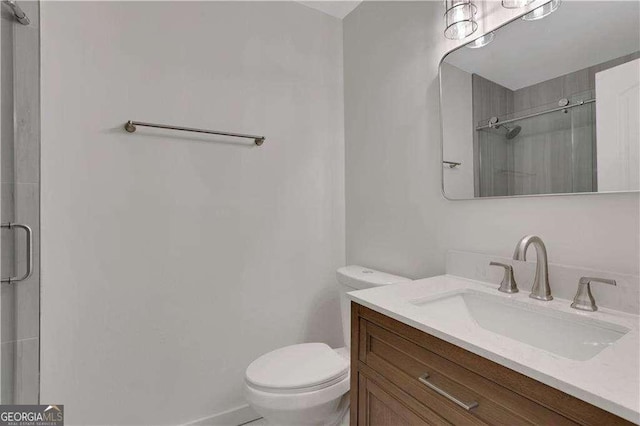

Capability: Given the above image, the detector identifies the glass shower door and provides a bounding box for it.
[477,92,596,197]
[1,0,40,404]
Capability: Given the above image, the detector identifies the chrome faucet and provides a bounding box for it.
[513,235,552,301]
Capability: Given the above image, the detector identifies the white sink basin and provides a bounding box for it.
[412,290,629,361]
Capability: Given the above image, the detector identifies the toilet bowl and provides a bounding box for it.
[244,266,410,425]
[244,343,350,426]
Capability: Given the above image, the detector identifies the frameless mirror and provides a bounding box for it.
[440,1,640,199]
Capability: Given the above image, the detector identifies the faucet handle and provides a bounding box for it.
[489,262,519,294]
[571,277,617,312]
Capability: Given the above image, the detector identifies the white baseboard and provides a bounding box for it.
[183,404,260,426]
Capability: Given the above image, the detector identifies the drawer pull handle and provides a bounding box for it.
[418,373,479,411]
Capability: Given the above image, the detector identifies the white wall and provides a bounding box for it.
[441,63,474,199]
[40,2,344,425]
[344,2,639,281]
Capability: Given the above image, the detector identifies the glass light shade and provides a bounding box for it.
[522,0,561,21]
[502,0,533,8]
[466,31,495,49]
[444,0,478,40]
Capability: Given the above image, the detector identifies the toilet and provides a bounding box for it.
[244,266,411,425]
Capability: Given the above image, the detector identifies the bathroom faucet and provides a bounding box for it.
[571,277,616,312]
[489,262,519,293]
[513,235,552,301]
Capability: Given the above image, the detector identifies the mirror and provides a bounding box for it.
[440,1,640,199]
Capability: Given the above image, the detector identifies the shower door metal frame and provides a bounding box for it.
[0,0,41,404]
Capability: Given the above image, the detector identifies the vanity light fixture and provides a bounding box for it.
[466,31,495,48]
[444,0,478,40]
[501,0,533,8]
[522,0,561,21]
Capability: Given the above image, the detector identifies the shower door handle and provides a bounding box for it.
[1,222,33,284]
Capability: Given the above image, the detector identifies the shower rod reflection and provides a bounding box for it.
[2,0,30,25]
[475,98,595,131]
[124,120,266,146]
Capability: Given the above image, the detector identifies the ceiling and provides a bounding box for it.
[297,1,362,19]
[445,1,640,90]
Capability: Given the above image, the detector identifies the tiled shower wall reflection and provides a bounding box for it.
[474,51,640,197]
[1,1,40,404]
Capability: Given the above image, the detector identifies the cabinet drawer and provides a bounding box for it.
[357,367,449,425]
[360,319,577,425]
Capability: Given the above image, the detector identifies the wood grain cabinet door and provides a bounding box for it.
[357,373,432,426]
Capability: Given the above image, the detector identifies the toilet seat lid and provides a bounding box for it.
[245,343,349,391]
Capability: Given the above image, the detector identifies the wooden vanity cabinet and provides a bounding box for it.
[350,303,634,426]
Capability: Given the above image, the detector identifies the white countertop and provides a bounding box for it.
[347,274,640,423]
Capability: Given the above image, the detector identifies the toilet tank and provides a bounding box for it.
[337,266,411,348]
